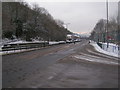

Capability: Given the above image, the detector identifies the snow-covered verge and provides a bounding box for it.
[90,41,119,58]
[49,41,60,45]
[0,39,66,46]
[0,48,44,55]
[101,43,119,54]
[1,39,47,45]
[49,41,66,45]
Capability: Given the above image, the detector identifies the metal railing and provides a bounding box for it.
[0,40,81,53]
[97,42,120,55]
[1,42,49,52]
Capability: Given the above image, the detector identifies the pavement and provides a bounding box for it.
[2,40,119,88]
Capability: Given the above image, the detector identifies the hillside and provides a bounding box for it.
[2,2,71,41]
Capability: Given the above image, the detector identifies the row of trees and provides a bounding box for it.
[90,16,120,45]
[2,1,71,41]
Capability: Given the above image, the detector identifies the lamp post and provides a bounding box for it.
[106,0,109,48]
[118,1,120,44]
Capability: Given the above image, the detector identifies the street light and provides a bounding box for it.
[106,0,109,48]
[118,1,120,44]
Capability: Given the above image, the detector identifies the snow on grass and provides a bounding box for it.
[7,40,48,44]
[2,40,65,45]
[90,41,119,58]
[101,43,119,54]
[0,47,46,55]
[49,41,59,45]
[8,40,30,44]
[0,39,48,45]
[49,41,66,45]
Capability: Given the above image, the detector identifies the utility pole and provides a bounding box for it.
[118,1,120,44]
[106,0,109,48]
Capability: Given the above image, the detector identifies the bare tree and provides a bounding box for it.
[55,19,64,27]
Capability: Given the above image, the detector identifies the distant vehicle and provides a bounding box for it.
[66,34,81,43]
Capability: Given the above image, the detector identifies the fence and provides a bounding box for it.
[1,42,49,52]
[0,40,81,53]
[97,42,119,55]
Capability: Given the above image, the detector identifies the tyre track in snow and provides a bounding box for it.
[73,42,119,65]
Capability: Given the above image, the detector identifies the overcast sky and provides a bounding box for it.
[24,0,118,34]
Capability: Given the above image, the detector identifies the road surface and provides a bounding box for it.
[2,40,119,88]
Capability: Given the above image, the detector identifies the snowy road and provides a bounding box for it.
[2,40,119,88]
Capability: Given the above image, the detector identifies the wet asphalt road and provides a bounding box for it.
[2,40,119,88]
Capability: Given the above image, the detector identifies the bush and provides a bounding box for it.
[3,31,13,39]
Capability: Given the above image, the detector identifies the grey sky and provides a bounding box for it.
[25,1,118,34]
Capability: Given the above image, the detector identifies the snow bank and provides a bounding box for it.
[0,48,41,55]
[90,41,119,58]
[8,40,30,44]
[49,41,60,45]
[102,43,119,54]
[0,39,48,46]
[49,41,66,45]
[7,40,48,44]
